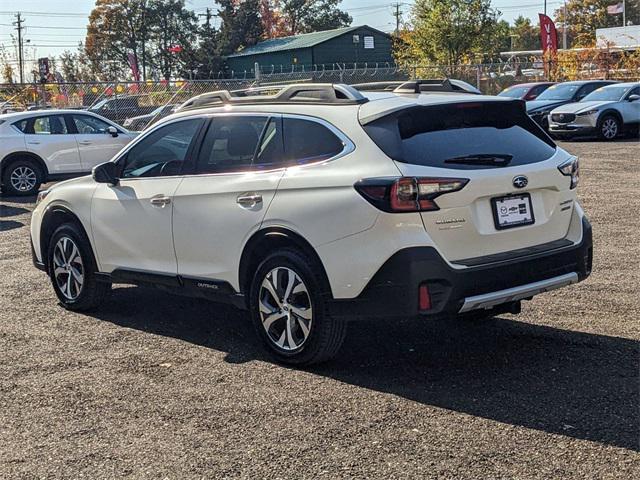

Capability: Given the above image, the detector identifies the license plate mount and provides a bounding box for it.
[491,193,535,230]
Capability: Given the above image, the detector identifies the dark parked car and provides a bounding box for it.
[498,82,555,101]
[122,104,178,131]
[88,96,157,124]
[526,80,617,130]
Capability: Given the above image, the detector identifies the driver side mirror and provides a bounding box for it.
[107,126,119,137]
[93,161,119,185]
[628,94,640,102]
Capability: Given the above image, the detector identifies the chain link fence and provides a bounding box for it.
[1,62,638,131]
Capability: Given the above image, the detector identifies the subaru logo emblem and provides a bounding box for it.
[513,175,528,189]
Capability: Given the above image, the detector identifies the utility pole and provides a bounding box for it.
[199,7,213,30]
[13,13,25,83]
[392,3,402,36]
[562,0,567,49]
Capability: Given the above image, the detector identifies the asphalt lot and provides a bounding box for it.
[1,140,638,479]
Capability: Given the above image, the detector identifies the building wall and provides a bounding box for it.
[312,27,394,67]
[227,49,313,75]
[226,27,394,74]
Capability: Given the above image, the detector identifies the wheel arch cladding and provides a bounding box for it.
[40,206,90,275]
[0,151,48,179]
[239,227,333,298]
[599,109,622,123]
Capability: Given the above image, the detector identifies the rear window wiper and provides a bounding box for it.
[444,154,513,167]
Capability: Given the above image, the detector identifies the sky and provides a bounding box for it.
[0,0,564,71]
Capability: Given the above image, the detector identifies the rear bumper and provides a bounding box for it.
[328,217,592,319]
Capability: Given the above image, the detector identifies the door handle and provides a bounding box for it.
[27,141,40,145]
[150,196,171,207]
[237,193,263,208]
[79,140,92,145]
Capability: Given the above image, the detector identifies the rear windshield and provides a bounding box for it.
[498,86,529,98]
[362,101,556,170]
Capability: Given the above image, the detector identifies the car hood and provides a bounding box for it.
[48,174,94,192]
[551,100,616,114]
[125,113,153,122]
[526,99,571,113]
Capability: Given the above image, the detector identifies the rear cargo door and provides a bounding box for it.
[362,100,577,262]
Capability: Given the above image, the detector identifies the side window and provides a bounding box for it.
[197,116,279,173]
[283,118,344,165]
[627,87,640,98]
[12,119,28,133]
[577,83,600,99]
[532,85,547,96]
[121,119,202,178]
[73,115,112,134]
[31,115,68,135]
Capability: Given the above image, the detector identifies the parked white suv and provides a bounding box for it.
[0,110,135,196]
[30,83,593,365]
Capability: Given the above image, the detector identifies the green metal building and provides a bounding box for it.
[226,25,394,75]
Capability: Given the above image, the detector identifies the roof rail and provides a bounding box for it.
[352,79,481,95]
[350,81,405,92]
[393,79,455,93]
[175,83,367,112]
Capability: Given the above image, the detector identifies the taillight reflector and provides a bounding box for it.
[419,284,431,311]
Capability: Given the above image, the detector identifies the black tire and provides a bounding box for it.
[1,158,43,196]
[552,133,571,141]
[249,248,346,365]
[47,223,111,311]
[597,114,621,141]
[541,117,549,133]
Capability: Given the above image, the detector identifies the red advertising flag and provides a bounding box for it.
[127,53,140,82]
[539,14,558,54]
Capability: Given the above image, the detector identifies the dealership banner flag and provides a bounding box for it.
[128,53,140,82]
[539,13,558,54]
[607,2,624,14]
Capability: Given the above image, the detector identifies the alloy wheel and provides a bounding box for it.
[53,237,84,300]
[10,166,37,192]
[259,267,313,351]
[602,118,618,139]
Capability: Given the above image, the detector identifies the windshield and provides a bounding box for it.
[91,99,108,110]
[498,86,529,98]
[582,86,630,102]
[536,84,580,101]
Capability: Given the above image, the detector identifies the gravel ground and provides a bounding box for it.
[1,140,638,479]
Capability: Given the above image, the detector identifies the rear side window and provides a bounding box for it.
[31,115,69,135]
[197,116,281,173]
[12,119,28,132]
[283,118,344,164]
[363,102,556,170]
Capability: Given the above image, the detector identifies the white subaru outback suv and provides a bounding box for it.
[30,82,592,365]
[0,109,135,196]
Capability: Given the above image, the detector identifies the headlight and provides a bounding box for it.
[558,156,579,189]
[576,109,598,116]
[36,189,50,205]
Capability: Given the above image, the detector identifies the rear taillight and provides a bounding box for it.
[558,156,579,189]
[355,177,469,213]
